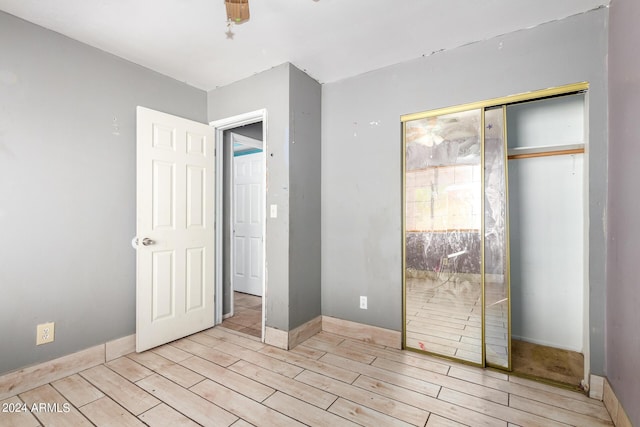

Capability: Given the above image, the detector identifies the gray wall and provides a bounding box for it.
[321,8,608,373]
[288,66,322,329]
[607,0,640,423]
[0,12,207,374]
[208,64,291,331]
[208,64,322,331]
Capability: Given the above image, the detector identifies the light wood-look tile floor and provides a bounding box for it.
[0,327,613,426]
[220,292,262,338]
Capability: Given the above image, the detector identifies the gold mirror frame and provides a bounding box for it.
[401,82,589,369]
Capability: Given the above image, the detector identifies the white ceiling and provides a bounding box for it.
[0,0,608,91]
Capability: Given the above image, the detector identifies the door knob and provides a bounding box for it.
[141,238,155,246]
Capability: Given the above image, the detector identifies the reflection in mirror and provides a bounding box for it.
[483,107,510,369]
[404,109,483,365]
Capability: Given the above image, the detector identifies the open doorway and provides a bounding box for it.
[221,126,264,338]
[212,111,267,341]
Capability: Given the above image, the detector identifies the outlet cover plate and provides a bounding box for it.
[36,322,55,345]
[360,296,367,309]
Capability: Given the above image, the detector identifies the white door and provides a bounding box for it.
[233,151,264,296]
[136,106,215,352]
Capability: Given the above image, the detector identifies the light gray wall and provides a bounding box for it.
[208,64,321,331]
[321,8,608,373]
[607,0,640,423]
[208,64,291,331]
[0,12,207,374]
[288,66,322,329]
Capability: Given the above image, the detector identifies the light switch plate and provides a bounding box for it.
[270,204,278,218]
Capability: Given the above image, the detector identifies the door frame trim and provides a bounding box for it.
[211,109,267,341]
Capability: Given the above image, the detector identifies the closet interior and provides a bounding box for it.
[402,83,587,387]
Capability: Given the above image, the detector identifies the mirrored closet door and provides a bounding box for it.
[483,106,510,369]
[403,108,484,365]
[402,83,587,372]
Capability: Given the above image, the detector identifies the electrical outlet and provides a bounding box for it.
[36,322,55,345]
[360,296,367,309]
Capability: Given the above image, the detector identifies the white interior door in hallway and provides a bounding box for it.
[233,150,264,296]
[136,106,216,352]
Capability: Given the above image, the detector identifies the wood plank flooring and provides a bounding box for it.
[0,327,612,426]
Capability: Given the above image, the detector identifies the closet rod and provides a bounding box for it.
[507,147,584,160]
